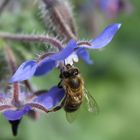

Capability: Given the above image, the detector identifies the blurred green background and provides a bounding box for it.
[0,0,140,140]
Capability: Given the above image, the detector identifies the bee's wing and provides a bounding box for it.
[65,87,99,123]
[84,89,99,114]
[65,110,80,123]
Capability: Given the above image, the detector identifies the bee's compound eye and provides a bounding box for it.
[66,64,72,69]
[63,71,70,78]
[73,69,79,76]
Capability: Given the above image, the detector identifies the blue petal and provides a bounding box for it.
[9,60,37,83]
[83,23,121,49]
[34,59,56,76]
[3,106,31,121]
[33,86,65,109]
[76,48,93,64]
[34,39,77,76]
[50,39,78,60]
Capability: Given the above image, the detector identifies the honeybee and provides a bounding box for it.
[50,64,98,122]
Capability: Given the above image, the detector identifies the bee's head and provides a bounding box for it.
[60,64,79,79]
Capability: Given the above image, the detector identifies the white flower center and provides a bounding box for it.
[64,52,79,65]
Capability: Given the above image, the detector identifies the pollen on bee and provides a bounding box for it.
[74,96,78,101]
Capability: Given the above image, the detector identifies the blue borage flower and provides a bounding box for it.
[0,83,65,121]
[9,39,78,82]
[10,23,121,83]
[99,0,125,18]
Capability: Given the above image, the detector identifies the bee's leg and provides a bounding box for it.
[48,104,63,112]
[57,80,63,88]
[48,100,65,112]
[52,105,63,112]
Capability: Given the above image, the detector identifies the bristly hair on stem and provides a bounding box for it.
[0,32,63,50]
[4,47,17,74]
[41,0,77,42]
[12,82,20,104]
[0,49,9,83]
[4,46,34,94]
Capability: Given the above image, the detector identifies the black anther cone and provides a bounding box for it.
[9,119,21,136]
